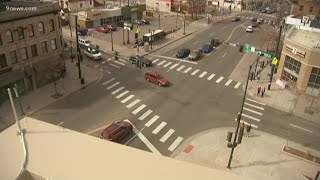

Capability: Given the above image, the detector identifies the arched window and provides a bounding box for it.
[38,22,45,35]
[49,19,55,32]
[6,30,13,43]
[17,26,25,40]
[27,24,34,37]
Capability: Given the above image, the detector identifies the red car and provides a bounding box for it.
[100,119,133,143]
[104,24,117,31]
[96,27,109,33]
[144,71,169,86]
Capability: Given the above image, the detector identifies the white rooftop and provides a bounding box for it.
[288,28,320,49]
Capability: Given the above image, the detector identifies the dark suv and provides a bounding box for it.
[129,55,152,67]
[144,71,169,86]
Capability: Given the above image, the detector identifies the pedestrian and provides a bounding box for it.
[261,87,265,97]
[257,73,261,80]
[257,86,261,96]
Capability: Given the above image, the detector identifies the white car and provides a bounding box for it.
[84,47,102,60]
[246,26,253,33]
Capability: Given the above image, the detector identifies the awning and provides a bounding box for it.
[0,70,25,87]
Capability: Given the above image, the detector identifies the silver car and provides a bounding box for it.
[188,49,202,60]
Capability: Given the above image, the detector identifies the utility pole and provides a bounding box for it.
[150,30,153,50]
[183,14,186,35]
[176,11,178,28]
[253,56,260,80]
[158,14,160,28]
[123,15,125,45]
[68,15,74,63]
[227,64,252,169]
[111,30,114,51]
[75,15,83,83]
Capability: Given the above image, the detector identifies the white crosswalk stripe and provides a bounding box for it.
[126,99,141,108]
[168,137,183,152]
[138,110,153,120]
[242,113,261,122]
[152,58,160,63]
[107,58,112,61]
[176,65,185,71]
[244,102,264,111]
[116,90,129,99]
[191,69,200,75]
[121,94,134,103]
[113,61,126,66]
[160,129,175,143]
[207,74,215,80]
[199,71,207,78]
[234,82,241,89]
[163,62,172,67]
[152,122,167,134]
[243,107,263,116]
[170,63,179,69]
[102,61,106,64]
[132,104,146,114]
[102,78,115,85]
[111,86,125,94]
[183,67,192,73]
[246,98,266,106]
[145,115,159,127]
[110,63,121,68]
[225,79,233,86]
[106,82,120,90]
[216,76,224,83]
[157,60,166,66]
[119,59,127,63]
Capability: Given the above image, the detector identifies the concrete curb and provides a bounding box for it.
[281,145,320,166]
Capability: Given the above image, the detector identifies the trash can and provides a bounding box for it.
[144,42,149,52]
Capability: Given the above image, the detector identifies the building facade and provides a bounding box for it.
[0,1,64,101]
[290,0,320,16]
[277,26,320,96]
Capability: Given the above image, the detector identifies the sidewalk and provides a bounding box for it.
[0,59,103,132]
[171,127,320,180]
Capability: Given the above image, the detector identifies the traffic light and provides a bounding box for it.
[226,131,233,142]
[237,123,245,144]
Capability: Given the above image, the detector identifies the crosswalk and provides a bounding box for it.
[90,57,128,72]
[101,78,184,153]
[151,58,242,90]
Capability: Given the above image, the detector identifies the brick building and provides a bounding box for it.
[290,0,320,16]
[0,1,65,101]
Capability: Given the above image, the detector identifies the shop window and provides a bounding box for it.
[281,55,301,82]
[80,3,83,8]
[41,41,48,53]
[51,38,57,50]
[39,22,45,35]
[17,27,25,40]
[31,44,38,57]
[9,50,17,64]
[299,5,304,11]
[0,54,7,68]
[309,6,313,13]
[49,19,55,32]
[27,24,34,37]
[6,30,13,43]
[306,67,320,96]
[20,47,28,60]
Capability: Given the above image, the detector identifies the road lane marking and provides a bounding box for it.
[138,110,153,120]
[153,55,197,64]
[290,124,313,133]
[132,104,146,114]
[246,98,266,106]
[222,53,227,58]
[234,82,241,89]
[102,78,115,85]
[121,94,134,103]
[216,76,224,83]
[125,127,144,145]
[152,122,167,134]
[113,61,126,66]
[110,63,121,68]
[244,102,265,111]
[102,61,106,64]
[157,60,166,66]
[234,119,258,128]
[94,65,99,68]
[170,63,179,69]
[106,82,120,90]
[145,115,159,127]
[119,59,127,63]
[168,137,184,152]
[210,33,214,36]
[193,41,199,45]
[243,107,263,115]
[242,113,261,122]
[191,69,200,75]
[183,67,192,73]
[207,74,216,80]
[225,79,233,86]
[107,58,112,61]
[132,125,162,155]
[160,129,175,143]
[126,99,141,108]
[199,71,207,78]
[163,61,172,67]
[99,69,104,71]
[111,86,125,94]
[152,58,160,63]
[176,65,185,71]
[116,90,129,99]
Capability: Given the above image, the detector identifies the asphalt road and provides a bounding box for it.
[31,12,320,157]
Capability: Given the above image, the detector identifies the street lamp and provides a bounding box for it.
[183,14,186,35]
[74,14,84,84]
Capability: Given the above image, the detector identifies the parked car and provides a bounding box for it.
[84,47,102,60]
[78,38,91,47]
[260,8,267,13]
[201,43,214,53]
[77,28,87,36]
[251,17,257,22]
[176,48,191,58]
[141,18,150,25]
[210,38,221,47]
[251,22,258,28]
[257,18,264,24]
[246,26,253,33]
[188,49,202,60]
[96,27,109,33]
[100,119,133,143]
[129,55,152,67]
[231,16,241,22]
[133,19,143,25]
[117,20,124,27]
[104,24,117,31]
[144,71,169,86]
[266,9,273,14]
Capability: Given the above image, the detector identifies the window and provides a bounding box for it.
[17,27,25,40]
[41,41,48,53]
[306,67,320,96]
[309,6,313,13]
[281,55,301,82]
[20,47,28,60]
[0,54,7,68]
[5,30,13,43]
[299,5,304,11]
[38,22,45,35]
[9,50,17,64]
[31,44,38,57]
[51,38,57,50]
[49,19,55,32]
[27,24,34,37]
[80,3,83,8]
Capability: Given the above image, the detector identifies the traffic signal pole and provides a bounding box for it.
[227,64,252,169]
[75,15,83,81]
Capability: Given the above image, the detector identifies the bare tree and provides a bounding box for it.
[260,25,278,52]
[46,63,66,98]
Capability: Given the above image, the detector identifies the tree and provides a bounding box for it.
[46,62,66,98]
[260,25,278,53]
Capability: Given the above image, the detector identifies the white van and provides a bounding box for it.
[78,38,91,47]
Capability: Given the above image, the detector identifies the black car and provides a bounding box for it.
[231,16,241,22]
[141,19,150,25]
[129,55,152,67]
[117,21,124,27]
[176,48,191,58]
[251,17,257,22]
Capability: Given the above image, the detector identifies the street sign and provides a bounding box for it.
[243,44,251,52]
[272,57,278,65]
[263,53,273,59]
